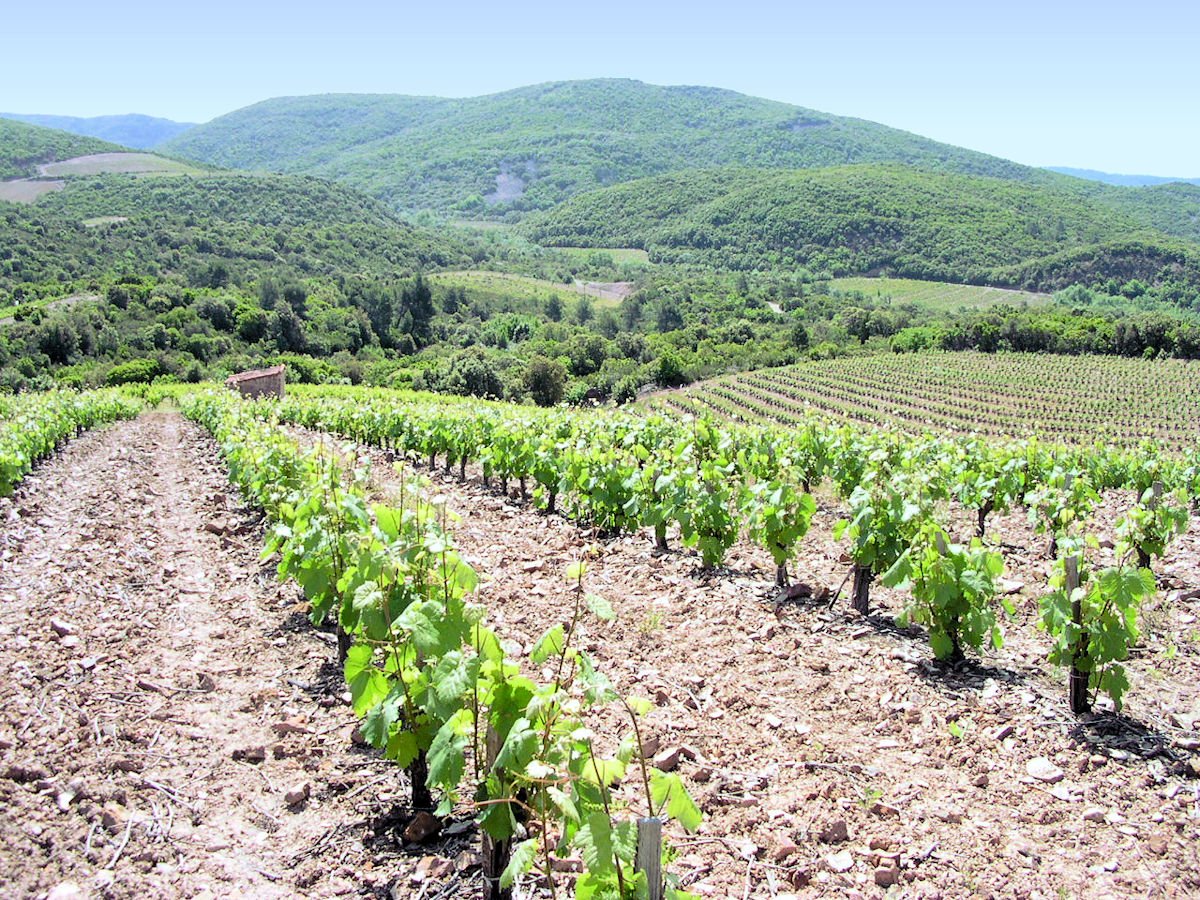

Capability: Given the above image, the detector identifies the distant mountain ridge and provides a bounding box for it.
[0,112,194,150]
[1047,167,1200,188]
[162,79,1068,215]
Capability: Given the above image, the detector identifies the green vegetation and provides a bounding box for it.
[163,79,1060,216]
[38,152,211,177]
[244,384,1195,709]
[0,173,466,294]
[0,118,128,179]
[184,390,702,897]
[829,277,1049,312]
[0,389,141,494]
[525,165,1200,299]
[661,352,1200,451]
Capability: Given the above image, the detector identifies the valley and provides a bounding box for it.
[2,75,1200,899]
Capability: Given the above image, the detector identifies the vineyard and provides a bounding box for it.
[0,384,1198,898]
[655,352,1200,451]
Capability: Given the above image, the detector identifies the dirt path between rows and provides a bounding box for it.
[312,434,1200,900]
[0,414,424,900]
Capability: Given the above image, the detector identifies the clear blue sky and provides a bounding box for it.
[5,0,1197,175]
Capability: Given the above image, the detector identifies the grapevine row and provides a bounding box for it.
[253,385,1196,712]
[0,390,143,496]
[180,391,702,900]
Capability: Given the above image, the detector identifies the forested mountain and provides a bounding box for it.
[0,119,128,179]
[162,79,1064,215]
[524,164,1200,299]
[0,113,194,150]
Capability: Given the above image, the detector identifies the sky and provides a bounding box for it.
[4,0,1198,175]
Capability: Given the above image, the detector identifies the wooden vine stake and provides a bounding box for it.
[482,725,512,900]
[1137,481,1164,569]
[1065,555,1089,715]
[635,817,664,900]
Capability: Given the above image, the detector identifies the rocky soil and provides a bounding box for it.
[1,413,1197,899]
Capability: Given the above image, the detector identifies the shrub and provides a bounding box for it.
[106,358,161,386]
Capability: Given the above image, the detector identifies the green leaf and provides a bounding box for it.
[576,812,617,876]
[650,769,703,832]
[531,624,566,665]
[626,696,654,716]
[929,629,955,661]
[427,651,478,720]
[581,756,626,787]
[578,652,619,705]
[500,838,539,889]
[427,708,472,790]
[493,717,538,772]
[586,593,616,621]
[385,729,419,767]
[344,643,388,716]
[372,503,404,541]
[360,688,401,747]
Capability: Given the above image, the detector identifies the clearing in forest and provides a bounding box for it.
[828,277,1051,311]
[36,153,209,177]
[0,179,64,204]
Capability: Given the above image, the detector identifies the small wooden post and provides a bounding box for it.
[482,725,512,900]
[1065,556,1089,715]
[635,817,664,900]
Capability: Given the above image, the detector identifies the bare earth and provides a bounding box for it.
[2,414,1197,899]
[36,154,196,177]
[338,437,1200,900]
[0,179,64,204]
[0,415,444,899]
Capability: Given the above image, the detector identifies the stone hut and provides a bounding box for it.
[225,364,286,399]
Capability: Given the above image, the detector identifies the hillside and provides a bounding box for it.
[0,113,194,150]
[0,119,129,179]
[0,173,468,293]
[162,79,1063,215]
[525,164,1200,286]
[1048,166,1200,188]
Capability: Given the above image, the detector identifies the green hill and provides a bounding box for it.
[0,119,129,179]
[0,173,468,294]
[522,164,1200,296]
[162,79,1064,215]
[0,113,194,150]
[162,80,1200,241]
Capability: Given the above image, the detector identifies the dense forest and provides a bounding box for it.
[525,165,1200,303]
[162,79,1059,215]
[161,80,1200,244]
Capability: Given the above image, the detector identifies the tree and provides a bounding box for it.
[790,321,810,350]
[545,294,564,322]
[655,350,688,387]
[236,308,269,343]
[656,299,684,332]
[524,356,567,407]
[575,294,594,325]
[272,305,306,353]
[37,319,79,365]
[402,274,436,347]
